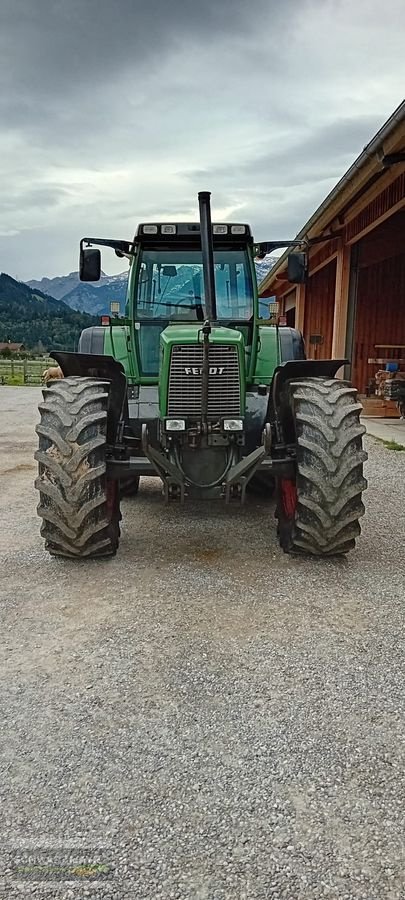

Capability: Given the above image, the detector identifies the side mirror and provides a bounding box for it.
[80,247,101,281]
[287,252,307,284]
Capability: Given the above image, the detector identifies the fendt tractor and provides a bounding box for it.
[35,192,367,558]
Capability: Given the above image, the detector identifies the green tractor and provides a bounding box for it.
[35,192,367,558]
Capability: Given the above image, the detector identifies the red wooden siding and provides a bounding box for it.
[309,238,340,272]
[352,252,405,392]
[358,210,405,268]
[303,259,337,358]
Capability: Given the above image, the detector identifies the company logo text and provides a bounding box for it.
[184,366,225,375]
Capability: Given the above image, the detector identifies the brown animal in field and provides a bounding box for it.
[42,365,64,382]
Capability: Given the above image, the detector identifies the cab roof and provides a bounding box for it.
[135,222,252,242]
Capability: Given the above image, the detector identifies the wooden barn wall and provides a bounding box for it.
[303,259,337,358]
[352,252,405,393]
[357,210,405,268]
[309,238,340,272]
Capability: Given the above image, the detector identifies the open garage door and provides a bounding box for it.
[352,211,405,394]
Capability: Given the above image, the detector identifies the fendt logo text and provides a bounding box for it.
[184,367,225,376]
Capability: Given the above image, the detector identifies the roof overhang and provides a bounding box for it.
[259,99,405,296]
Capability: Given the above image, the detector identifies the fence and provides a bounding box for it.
[0,358,55,386]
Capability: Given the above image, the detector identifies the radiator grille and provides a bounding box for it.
[167,344,241,417]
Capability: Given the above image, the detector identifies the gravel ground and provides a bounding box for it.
[0,386,404,900]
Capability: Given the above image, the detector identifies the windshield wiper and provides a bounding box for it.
[153,299,201,310]
[141,298,205,321]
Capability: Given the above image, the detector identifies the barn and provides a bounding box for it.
[259,100,405,417]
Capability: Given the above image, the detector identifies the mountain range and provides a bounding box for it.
[0,273,96,350]
[28,270,129,317]
[254,256,278,284]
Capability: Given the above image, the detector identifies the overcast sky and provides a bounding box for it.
[1,0,404,281]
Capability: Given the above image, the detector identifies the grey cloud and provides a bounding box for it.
[0,185,70,216]
[0,0,300,184]
[0,0,279,99]
[186,114,384,186]
[0,225,84,281]
[0,0,404,278]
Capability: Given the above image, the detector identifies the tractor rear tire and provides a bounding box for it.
[276,377,367,556]
[35,376,120,558]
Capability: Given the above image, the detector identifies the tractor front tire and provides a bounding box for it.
[276,377,367,556]
[35,376,120,558]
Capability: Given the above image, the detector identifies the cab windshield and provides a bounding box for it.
[136,248,254,321]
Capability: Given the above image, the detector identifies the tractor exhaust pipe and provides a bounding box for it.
[198,191,217,321]
[198,192,217,434]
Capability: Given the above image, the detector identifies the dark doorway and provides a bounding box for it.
[286,307,296,327]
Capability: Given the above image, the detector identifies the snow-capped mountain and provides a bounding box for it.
[28,271,83,300]
[254,255,278,285]
[27,270,129,316]
[61,277,128,317]
[28,270,128,300]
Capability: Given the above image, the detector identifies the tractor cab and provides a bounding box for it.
[130,222,256,378]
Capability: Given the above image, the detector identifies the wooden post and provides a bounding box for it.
[332,245,351,368]
[295,283,306,334]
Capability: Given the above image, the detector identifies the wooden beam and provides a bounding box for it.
[295,283,306,333]
[344,162,403,224]
[332,245,351,366]
[263,278,290,299]
[368,357,405,364]
[308,250,338,277]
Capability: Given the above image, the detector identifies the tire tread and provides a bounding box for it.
[35,376,120,558]
[277,377,367,556]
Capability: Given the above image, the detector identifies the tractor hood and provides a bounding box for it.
[160,323,245,351]
[159,324,246,418]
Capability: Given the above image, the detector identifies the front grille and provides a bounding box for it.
[167,344,241,417]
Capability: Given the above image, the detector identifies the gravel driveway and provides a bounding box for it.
[0,387,404,899]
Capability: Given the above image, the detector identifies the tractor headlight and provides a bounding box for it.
[165,419,186,431]
[223,418,244,432]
